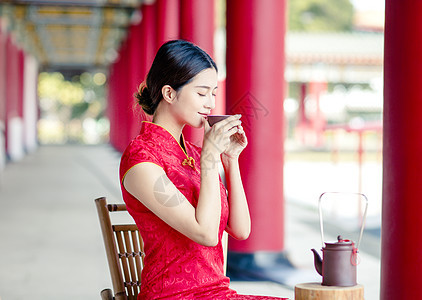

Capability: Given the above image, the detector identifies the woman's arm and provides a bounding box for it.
[220,119,250,240]
[124,157,220,246]
[123,116,242,247]
[222,156,251,240]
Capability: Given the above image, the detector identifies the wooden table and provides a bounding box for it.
[295,282,364,300]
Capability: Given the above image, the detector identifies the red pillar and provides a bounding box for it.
[0,28,6,136]
[108,39,131,152]
[180,0,215,146]
[381,1,422,298]
[180,0,214,57]
[129,4,156,138]
[0,27,6,165]
[127,21,151,141]
[156,0,179,48]
[109,4,156,152]
[296,83,308,144]
[119,38,135,150]
[107,46,125,152]
[127,23,143,139]
[139,4,157,79]
[107,62,116,149]
[308,81,327,148]
[134,3,156,129]
[299,83,307,127]
[226,0,286,252]
[5,36,20,157]
[213,79,226,115]
[17,49,24,119]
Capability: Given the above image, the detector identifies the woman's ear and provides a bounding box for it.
[161,85,176,104]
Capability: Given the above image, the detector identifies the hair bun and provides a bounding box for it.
[134,83,155,115]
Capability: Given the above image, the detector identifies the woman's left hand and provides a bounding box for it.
[221,123,248,160]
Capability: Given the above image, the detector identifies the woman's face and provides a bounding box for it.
[173,68,218,128]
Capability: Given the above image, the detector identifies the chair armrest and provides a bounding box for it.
[100,288,113,300]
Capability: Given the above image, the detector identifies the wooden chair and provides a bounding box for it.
[95,196,228,300]
[95,197,144,300]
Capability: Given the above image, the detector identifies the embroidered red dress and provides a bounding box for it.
[120,122,287,300]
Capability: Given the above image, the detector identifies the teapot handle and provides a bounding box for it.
[318,192,369,250]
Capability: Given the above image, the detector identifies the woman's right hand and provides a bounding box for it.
[202,115,242,159]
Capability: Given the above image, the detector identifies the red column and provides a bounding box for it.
[17,49,24,119]
[213,79,226,115]
[119,38,134,150]
[226,0,286,252]
[299,83,307,127]
[127,4,156,141]
[108,4,156,152]
[381,1,422,299]
[180,0,215,146]
[5,36,19,155]
[108,39,130,152]
[107,62,116,149]
[296,83,308,144]
[127,22,145,139]
[308,81,327,148]
[156,0,179,48]
[0,27,6,164]
[107,49,123,151]
[180,0,214,57]
[134,3,156,128]
[0,27,6,136]
[139,4,157,79]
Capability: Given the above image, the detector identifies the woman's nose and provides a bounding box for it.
[205,95,216,110]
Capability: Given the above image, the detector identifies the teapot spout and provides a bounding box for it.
[311,248,323,276]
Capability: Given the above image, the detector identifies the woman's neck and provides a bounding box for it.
[152,113,184,145]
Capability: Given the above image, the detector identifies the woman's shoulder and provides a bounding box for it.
[120,135,163,171]
[124,130,164,153]
[122,135,149,157]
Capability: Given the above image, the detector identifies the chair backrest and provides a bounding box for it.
[95,196,228,300]
[95,197,144,300]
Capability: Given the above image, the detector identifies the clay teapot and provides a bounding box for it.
[311,235,359,286]
[311,192,368,287]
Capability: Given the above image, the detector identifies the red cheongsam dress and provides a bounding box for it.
[120,122,288,300]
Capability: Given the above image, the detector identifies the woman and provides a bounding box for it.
[120,40,288,299]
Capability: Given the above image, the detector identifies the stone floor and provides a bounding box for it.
[0,145,380,299]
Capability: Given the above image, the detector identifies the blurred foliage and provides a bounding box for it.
[71,102,90,119]
[38,71,109,144]
[288,0,354,31]
[38,72,84,105]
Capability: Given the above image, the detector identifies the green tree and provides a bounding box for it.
[288,0,354,32]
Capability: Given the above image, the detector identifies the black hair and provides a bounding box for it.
[135,40,218,115]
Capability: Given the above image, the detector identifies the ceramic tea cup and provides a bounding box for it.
[207,115,232,126]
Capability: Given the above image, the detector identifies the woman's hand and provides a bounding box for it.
[202,115,244,159]
[221,118,247,161]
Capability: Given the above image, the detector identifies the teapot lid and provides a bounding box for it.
[324,235,354,248]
